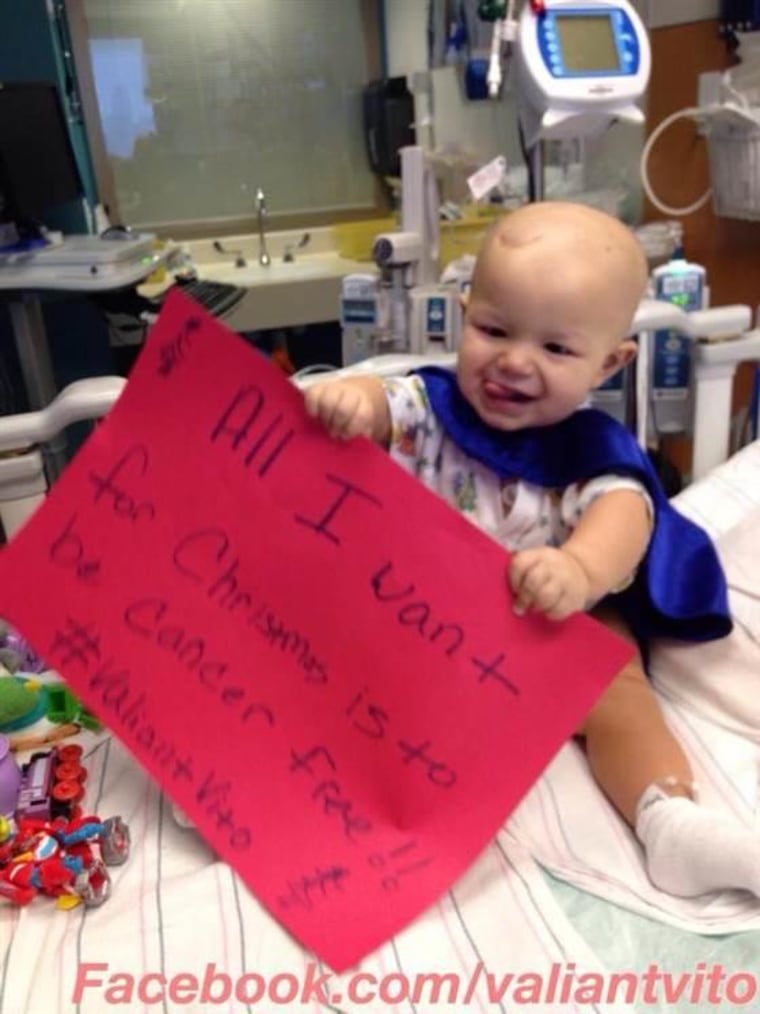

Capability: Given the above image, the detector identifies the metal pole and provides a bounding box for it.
[8,294,67,480]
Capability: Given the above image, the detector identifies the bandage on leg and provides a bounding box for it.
[578,660,695,825]
[635,783,760,898]
[652,774,697,800]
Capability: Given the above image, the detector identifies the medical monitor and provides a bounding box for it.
[514,1,650,148]
[0,81,84,235]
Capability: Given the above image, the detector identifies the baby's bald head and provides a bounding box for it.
[474,202,648,345]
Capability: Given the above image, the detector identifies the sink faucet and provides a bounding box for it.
[255,188,271,267]
[283,232,311,262]
[212,240,247,268]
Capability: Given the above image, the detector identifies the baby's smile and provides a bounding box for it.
[483,379,536,404]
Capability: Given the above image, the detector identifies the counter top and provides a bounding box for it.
[143,227,372,332]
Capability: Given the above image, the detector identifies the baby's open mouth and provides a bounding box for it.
[484,381,534,403]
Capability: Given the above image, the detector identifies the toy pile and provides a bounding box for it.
[0,622,130,910]
[0,811,130,909]
[0,741,130,909]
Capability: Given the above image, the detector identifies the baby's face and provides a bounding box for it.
[457,209,642,431]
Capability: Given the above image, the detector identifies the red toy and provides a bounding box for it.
[16,744,87,822]
[0,741,131,909]
[0,812,130,909]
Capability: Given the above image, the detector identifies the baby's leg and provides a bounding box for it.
[576,612,692,825]
[578,607,760,898]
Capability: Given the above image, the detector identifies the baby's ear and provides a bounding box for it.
[597,339,637,384]
[615,339,638,370]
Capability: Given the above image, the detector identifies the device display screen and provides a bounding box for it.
[0,83,83,223]
[555,15,620,72]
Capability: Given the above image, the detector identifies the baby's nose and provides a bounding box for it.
[496,342,533,374]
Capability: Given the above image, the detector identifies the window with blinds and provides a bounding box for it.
[81,0,379,232]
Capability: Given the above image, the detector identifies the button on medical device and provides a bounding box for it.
[514,0,650,148]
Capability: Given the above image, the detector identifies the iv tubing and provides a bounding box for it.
[640,106,713,217]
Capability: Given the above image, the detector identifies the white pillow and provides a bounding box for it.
[650,509,760,742]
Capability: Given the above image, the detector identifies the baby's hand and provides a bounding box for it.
[304,380,376,440]
[509,546,591,620]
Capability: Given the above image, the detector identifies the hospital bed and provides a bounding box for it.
[0,339,759,1014]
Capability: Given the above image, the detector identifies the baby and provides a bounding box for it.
[305,201,760,900]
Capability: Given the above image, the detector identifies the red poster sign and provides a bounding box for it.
[0,292,632,970]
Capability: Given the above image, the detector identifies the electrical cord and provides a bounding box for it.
[518,119,538,202]
[640,106,713,217]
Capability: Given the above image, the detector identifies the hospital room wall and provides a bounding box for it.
[643,19,760,417]
[644,19,760,308]
[384,3,509,149]
[386,5,758,309]
[382,1,643,212]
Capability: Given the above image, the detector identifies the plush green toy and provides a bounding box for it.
[0,676,44,731]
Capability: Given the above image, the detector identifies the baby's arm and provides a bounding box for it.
[304,376,391,444]
[510,489,651,620]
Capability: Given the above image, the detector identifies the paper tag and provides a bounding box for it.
[467,155,507,201]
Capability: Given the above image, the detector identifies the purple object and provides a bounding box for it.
[16,751,54,819]
[0,735,21,817]
[0,629,45,674]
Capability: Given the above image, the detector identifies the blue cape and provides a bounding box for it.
[415,367,732,648]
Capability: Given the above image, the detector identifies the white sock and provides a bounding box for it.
[635,785,760,898]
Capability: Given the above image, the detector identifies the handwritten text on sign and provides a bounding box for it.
[0,292,632,970]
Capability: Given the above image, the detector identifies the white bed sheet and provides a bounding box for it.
[516,439,760,1011]
[1,442,760,1014]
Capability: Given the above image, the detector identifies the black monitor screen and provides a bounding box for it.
[0,81,83,224]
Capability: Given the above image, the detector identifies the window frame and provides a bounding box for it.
[65,0,386,237]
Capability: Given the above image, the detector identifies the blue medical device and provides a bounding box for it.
[514,0,650,147]
[649,258,706,436]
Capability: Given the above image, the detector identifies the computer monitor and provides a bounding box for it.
[0,81,84,242]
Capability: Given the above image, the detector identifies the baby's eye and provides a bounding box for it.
[477,323,507,339]
[544,341,575,356]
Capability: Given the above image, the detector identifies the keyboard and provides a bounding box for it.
[170,276,246,318]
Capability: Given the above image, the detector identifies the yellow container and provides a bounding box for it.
[335,217,395,262]
[439,206,504,267]
[145,238,168,285]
